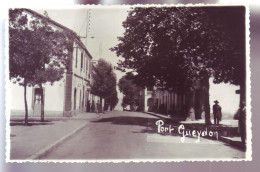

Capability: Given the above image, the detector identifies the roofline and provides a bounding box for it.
[74,39,93,59]
[22,8,93,59]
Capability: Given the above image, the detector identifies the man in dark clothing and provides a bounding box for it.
[86,100,90,112]
[213,100,222,125]
[91,100,95,112]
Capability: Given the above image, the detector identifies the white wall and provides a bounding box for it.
[10,83,33,111]
[10,80,65,113]
[44,80,64,111]
[209,78,240,116]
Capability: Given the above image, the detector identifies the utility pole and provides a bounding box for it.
[85,9,91,48]
[99,42,102,59]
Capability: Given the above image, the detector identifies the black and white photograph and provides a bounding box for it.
[6,4,250,162]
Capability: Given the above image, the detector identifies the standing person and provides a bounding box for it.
[91,100,95,112]
[239,100,246,144]
[86,100,90,112]
[187,106,195,121]
[201,105,205,120]
[213,100,222,125]
[96,100,101,115]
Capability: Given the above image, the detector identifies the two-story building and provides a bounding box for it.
[10,9,96,117]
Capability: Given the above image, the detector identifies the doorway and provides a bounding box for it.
[33,88,42,116]
[74,88,77,110]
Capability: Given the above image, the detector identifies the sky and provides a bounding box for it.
[34,6,240,114]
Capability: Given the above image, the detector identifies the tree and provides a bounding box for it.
[111,7,245,124]
[90,59,117,112]
[9,9,74,125]
[205,7,246,106]
[104,88,118,111]
[110,90,119,111]
[118,73,141,110]
[122,95,131,108]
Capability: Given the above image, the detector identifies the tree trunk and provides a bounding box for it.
[24,81,29,126]
[195,89,202,119]
[204,78,212,125]
[110,96,112,111]
[100,96,103,113]
[240,50,246,107]
[40,84,45,122]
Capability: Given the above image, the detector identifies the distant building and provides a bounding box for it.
[139,86,153,112]
[139,79,240,119]
[139,80,207,119]
[140,86,190,117]
[10,9,97,117]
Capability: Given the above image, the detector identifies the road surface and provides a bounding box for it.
[43,111,245,160]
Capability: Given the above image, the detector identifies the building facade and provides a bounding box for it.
[140,79,240,120]
[10,9,97,117]
[63,39,93,116]
[140,87,190,118]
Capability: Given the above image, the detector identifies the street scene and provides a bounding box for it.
[8,5,249,161]
[10,111,244,160]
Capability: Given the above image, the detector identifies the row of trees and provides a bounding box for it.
[111,7,246,124]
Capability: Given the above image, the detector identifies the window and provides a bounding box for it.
[74,88,77,110]
[75,48,78,68]
[79,90,81,108]
[81,52,83,70]
[86,58,88,72]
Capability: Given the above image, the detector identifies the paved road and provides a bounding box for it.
[43,111,245,160]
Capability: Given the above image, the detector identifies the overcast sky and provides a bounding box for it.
[36,7,129,65]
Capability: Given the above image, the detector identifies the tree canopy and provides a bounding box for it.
[91,59,117,99]
[111,6,246,124]
[111,7,245,91]
[104,88,119,111]
[118,73,141,109]
[9,9,74,86]
[9,8,76,124]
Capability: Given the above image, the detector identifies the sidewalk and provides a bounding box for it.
[9,112,101,160]
[144,111,245,150]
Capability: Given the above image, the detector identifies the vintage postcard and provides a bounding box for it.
[6,4,251,162]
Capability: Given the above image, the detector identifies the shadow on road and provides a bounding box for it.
[93,116,156,127]
[93,115,245,152]
[92,116,180,134]
[93,116,176,127]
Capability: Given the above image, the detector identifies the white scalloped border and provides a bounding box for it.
[5,3,251,163]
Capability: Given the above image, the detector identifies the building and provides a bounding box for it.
[10,9,96,117]
[140,87,189,117]
[139,79,240,120]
